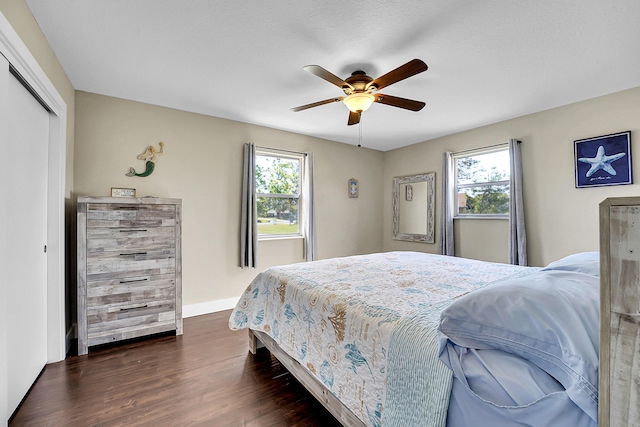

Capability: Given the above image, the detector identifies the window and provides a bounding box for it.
[255,150,304,238]
[454,146,510,217]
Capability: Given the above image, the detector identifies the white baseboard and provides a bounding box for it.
[182,297,240,318]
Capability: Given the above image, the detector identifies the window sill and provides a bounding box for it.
[454,214,508,220]
[258,234,304,242]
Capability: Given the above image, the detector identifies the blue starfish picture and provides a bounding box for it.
[574,132,632,188]
[578,146,626,177]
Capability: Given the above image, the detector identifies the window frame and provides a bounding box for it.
[453,145,510,219]
[255,148,305,240]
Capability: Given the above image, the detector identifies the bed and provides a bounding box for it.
[229,251,600,427]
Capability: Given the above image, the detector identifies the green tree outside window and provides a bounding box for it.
[256,154,302,236]
[455,149,510,215]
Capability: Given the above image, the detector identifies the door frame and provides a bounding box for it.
[0,11,67,363]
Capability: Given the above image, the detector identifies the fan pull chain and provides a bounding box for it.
[358,119,362,148]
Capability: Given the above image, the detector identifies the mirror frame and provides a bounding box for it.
[392,172,435,243]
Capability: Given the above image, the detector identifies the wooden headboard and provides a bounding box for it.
[599,197,640,427]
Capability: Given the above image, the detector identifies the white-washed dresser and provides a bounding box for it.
[599,197,640,427]
[77,197,182,355]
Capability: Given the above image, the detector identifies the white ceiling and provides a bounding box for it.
[25,0,640,151]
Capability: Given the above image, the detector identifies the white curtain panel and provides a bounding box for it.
[509,139,527,266]
[240,142,258,268]
[439,151,455,256]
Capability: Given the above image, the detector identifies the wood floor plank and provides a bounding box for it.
[9,310,341,426]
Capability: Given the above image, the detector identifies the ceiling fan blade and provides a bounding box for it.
[367,59,428,91]
[374,93,425,111]
[291,97,343,112]
[303,65,354,91]
[347,111,361,126]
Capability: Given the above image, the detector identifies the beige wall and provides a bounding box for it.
[74,91,384,306]
[384,86,640,267]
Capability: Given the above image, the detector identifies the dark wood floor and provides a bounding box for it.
[10,310,342,426]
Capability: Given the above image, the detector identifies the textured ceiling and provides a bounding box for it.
[25,0,640,151]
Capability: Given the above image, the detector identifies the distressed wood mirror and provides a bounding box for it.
[392,172,435,243]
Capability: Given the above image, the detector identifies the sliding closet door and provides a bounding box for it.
[5,62,50,416]
[0,53,9,426]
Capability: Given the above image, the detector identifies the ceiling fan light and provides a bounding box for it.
[343,93,375,113]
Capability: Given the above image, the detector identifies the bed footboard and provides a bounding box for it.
[600,197,640,427]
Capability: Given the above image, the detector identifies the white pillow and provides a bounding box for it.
[541,252,599,276]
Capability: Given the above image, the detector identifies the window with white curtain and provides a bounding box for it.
[453,146,510,217]
[255,149,305,239]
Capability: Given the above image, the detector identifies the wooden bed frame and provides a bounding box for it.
[246,196,640,427]
[248,329,366,427]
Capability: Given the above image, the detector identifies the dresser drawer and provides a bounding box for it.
[86,299,177,347]
[86,288,176,323]
[86,273,176,308]
[86,248,175,277]
[86,226,175,253]
[87,294,176,318]
[87,203,176,228]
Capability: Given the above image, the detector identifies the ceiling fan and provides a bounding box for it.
[291,59,428,126]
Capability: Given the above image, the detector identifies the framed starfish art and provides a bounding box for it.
[574,131,632,188]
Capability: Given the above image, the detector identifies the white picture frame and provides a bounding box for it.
[110,187,136,198]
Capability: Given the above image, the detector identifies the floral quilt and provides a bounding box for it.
[229,252,538,427]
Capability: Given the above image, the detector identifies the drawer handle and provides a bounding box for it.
[119,252,147,256]
[120,229,148,233]
[119,304,148,312]
[119,278,148,284]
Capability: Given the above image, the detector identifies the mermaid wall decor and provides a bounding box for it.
[126,142,164,177]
